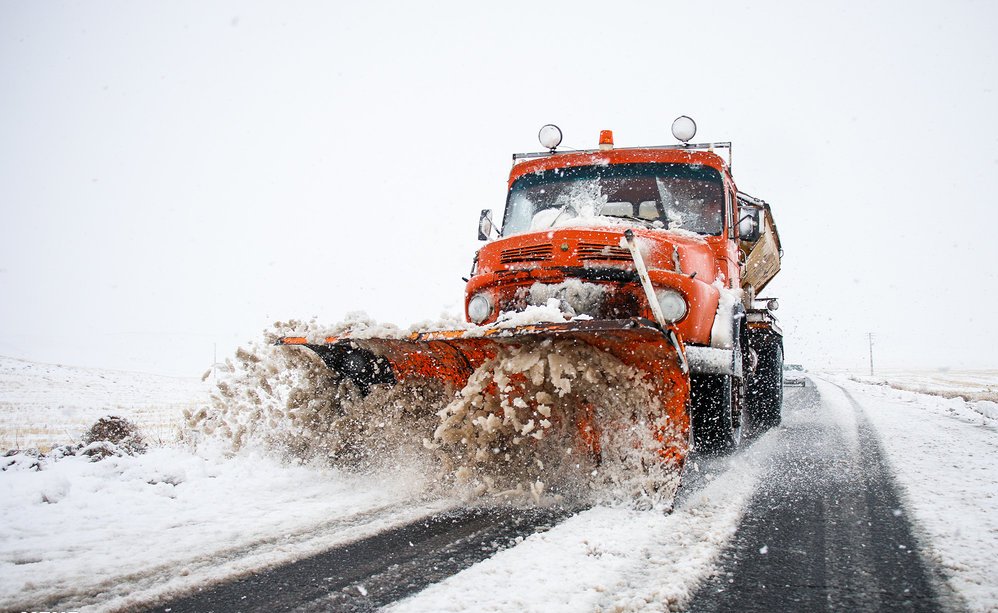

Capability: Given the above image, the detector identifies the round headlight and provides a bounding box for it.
[656,288,688,322]
[671,115,697,143]
[538,124,563,150]
[468,294,492,324]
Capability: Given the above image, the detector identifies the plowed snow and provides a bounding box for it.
[185,321,683,507]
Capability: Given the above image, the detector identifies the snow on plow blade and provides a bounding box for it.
[278,318,691,465]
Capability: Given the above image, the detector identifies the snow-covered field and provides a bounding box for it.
[1,359,995,612]
[1,447,449,612]
[0,356,208,450]
[843,368,998,405]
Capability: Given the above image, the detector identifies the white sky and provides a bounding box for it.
[2,1,997,376]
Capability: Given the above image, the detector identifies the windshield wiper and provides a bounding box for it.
[546,203,578,229]
[607,215,662,229]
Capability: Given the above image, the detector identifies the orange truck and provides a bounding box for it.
[281,117,783,467]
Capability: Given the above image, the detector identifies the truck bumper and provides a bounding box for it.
[686,346,742,377]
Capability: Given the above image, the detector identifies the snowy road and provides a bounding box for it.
[688,383,950,612]
[148,381,955,612]
[150,505,579,612]
[4,370,994,612]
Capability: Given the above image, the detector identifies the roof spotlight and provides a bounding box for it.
[538,124,563,151]
[671,115,697,143]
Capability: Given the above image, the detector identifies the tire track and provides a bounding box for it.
[687,382,948,612]
[145,504,580,612]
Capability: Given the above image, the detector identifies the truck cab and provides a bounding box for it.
[469,121,785,451]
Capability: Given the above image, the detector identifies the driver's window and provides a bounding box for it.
[637,201,658,220]
[602,202,634,217]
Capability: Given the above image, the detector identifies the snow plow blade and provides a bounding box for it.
[278,318,691,465]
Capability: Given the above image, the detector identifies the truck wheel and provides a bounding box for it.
[689,373,738,455]
[746,341,783,436]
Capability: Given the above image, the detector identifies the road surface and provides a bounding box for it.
[149,381,953,612]
[687,383,949,612]
[146,505,579,612]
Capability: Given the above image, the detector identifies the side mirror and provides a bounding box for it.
[478,209,495,241]
[738,208,761,242]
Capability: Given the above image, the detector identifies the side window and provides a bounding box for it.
[724,181,738,239]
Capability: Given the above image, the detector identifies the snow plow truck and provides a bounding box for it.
[279,116,783,474]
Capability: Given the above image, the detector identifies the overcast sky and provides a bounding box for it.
[2,1,997,376]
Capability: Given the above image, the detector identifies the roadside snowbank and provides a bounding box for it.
[0,444,449,612]
[816,374,998,613]
[845,369,998,404]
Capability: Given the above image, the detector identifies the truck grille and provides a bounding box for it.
[576,241,631,262]
[500,244,554,264]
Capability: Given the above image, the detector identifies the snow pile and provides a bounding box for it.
[186,320,684,508]
[493,299,574,328]
[847,370,998,417]
[80,415,147,457]
[526,280,607,318]
[272,313,476,344]
[182,320,447,476]
[3,415,149,473]
[429,339,684,508]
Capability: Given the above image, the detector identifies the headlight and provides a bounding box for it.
[468,294,492,324]
[656,288,688,322]
[671,115,697,143]
[538,124,563,150]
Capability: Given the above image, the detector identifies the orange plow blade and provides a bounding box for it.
[278,318,691,468]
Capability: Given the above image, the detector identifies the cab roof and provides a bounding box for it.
[507,148,731,189]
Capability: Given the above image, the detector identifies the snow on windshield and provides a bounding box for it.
[503,163,725,237]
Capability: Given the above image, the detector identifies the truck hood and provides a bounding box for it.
[478,226,717,283]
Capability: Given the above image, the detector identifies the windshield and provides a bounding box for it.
[503,163,725,236]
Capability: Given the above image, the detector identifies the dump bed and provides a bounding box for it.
[738,193,782,295]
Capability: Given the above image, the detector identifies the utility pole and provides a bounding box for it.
[868,333,875,376]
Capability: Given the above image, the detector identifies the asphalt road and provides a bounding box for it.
[148,381,955,613]
[146,504,578,613]
[687,382,951,612]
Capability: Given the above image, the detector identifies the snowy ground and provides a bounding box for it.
[817,374,998,613]
[1,360,995,612]
[845,368,998,407]
[1,445,454,612]
[0,355,208,450]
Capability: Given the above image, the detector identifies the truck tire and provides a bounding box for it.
[746,340,783,436]
[689,373,738,455]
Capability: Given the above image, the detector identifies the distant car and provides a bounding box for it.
[783,363,807,387]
